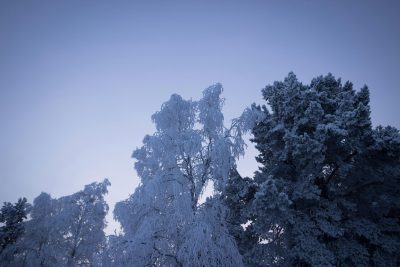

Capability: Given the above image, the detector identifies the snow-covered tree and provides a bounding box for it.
[225,73,400,266]
[0,198,29,265]
[109,84,252,266]
[0,198,29,252]
[55,179,110,266]
[223,170,260,266]
[177,197,244,267]
[1,179,110,267]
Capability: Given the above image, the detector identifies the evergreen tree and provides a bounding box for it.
[0,198,29,260]
[223,170,260,266]
[225,73,400,266]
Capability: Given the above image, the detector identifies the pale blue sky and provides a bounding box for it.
[1,1,399,233]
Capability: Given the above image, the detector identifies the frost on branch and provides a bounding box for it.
[224,73,400,266]
[111,84,245,266]
[0,179,110,267]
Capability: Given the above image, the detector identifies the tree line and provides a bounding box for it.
[1,73,399,266]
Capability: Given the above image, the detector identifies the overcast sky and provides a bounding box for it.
[1,0,399,233]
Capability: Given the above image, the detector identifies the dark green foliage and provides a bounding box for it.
[0,198,29,253]
[224,73,400,266]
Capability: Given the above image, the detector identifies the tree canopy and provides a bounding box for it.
[224,73,400,266]
[108,84,256,266]
[1,73,399,267]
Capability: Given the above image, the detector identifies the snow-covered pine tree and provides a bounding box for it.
[0,198,29,264]
[223,170,261,266]
[108,84,255,266]
[225,73,400,266]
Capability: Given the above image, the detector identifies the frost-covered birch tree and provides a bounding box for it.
[109,84,258,266]
[54,179,110,266]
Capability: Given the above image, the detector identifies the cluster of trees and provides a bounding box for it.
[0,180,110,266]
[1,73,399,266]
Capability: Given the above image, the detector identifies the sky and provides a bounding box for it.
[1,0,399,234]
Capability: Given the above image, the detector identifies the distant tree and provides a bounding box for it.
[108,84,260,266]
[224,73,400,266]
[0,197,29,262]
[1,179,110,267]
[21,192,58,267]
[56,179,110,266]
